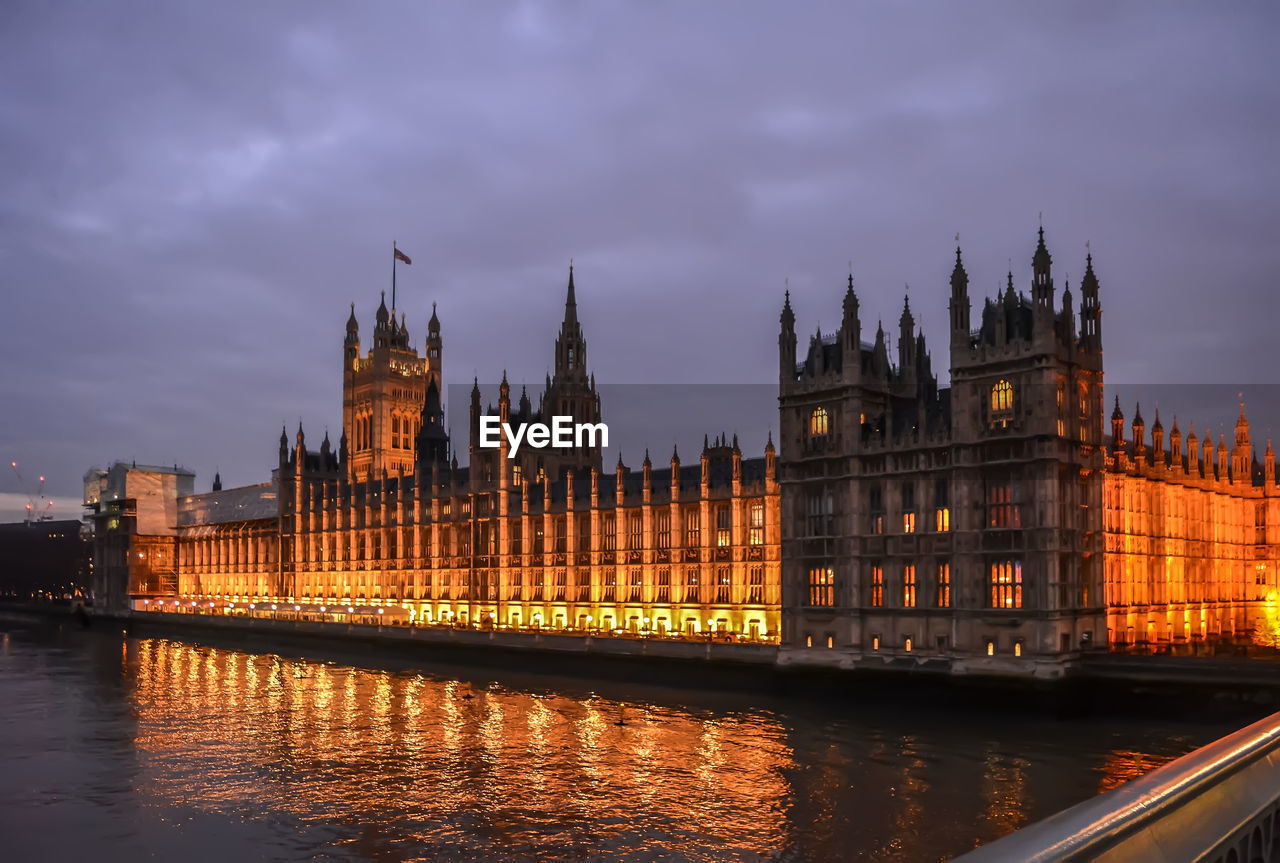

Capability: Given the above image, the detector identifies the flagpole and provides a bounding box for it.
[392,240,397,312]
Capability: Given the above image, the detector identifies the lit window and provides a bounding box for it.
[935,507,950,532]
[512,464,522,485]
[826,635,834,649]
[903,565,916,608]
[936,563,951,608]
[1014,640,1023,657]
[870,565,884,607]
[872,634,881,651]
[991,380,1014,427]
[807,567,835,607]
[990,561,1023,609]
[986,639,995,656]
[746,565,764,603]
[810,407,829,436]
[716,506,731,547]
[903,512,916,533]
[749,503,764,546]
[904,636,913,652]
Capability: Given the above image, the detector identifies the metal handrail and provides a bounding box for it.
[952,710,1280,862]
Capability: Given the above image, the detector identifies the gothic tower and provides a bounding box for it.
[342,288,443,478]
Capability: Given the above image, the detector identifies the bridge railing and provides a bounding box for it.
[952,710,1280,863]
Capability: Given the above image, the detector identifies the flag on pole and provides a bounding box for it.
[394,248,412,265]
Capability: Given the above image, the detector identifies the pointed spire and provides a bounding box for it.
[563,261,578,327]
[766,429,775,453]
[1133,402,1144,426]
[643,448,652,468]
[1112,395,1123,422]
[671,443,680,462]
[376,290,389,327]
[1152,408,1163,433]
[1081,252,1099,294]
[781,289,795,328]
[428,301,440,333]
[346,302,358,332]
[951,244,967,291]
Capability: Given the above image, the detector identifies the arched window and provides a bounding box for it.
[990,380,1014,428]
[810,407,829,436]
[991,380,1013,412]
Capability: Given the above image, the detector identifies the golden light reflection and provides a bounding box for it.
[116,639,1209,860]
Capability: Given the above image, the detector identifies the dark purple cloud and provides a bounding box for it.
[1,1,1278,519]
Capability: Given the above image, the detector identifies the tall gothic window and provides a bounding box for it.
[990,560,1023,608]
[807,567,834,607]
[991,379,1014,428]
[988,485,1021,528]
[656,511,671,549]
[807,491,834,536]
[747,565,764,603]
[870,565,884,607]
[716,505,731,547]
[684,509,700,547]
[716,566,732,603]
[602,514,616,551]
[810,407,829,436]
[749,502,765,545]
[903,565,917,608]
[656,567,671,603]
[936,563,951,608]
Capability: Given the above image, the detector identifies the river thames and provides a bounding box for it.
[0,620,1240,862]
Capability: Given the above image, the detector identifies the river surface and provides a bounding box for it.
[0,619,1239,862]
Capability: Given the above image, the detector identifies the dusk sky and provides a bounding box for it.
[1,1,1277,522]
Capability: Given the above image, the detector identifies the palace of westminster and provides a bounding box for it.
[85,228,1280,672]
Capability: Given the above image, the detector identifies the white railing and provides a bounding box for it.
[952,710,1280,862]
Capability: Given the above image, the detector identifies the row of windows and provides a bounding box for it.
[284,564,770,606]
[351,411,421,452]
[804,482,1026,536]
[805,561,1019,609]
[291,504,768,560]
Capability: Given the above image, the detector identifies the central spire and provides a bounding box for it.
[564,261,577,327]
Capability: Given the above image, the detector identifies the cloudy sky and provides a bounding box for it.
[1,1,1277,521]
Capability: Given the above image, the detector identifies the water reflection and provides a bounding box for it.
[0,627,1232,862]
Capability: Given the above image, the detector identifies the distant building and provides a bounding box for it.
[82,462,194,611]
[0,519,91,599]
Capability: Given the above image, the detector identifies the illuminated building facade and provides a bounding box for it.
[169,269,782,639]
[777,229,1105,673]
[775,227,1278,671]
[1102,401,1279,648]
[100,232,1277,665]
